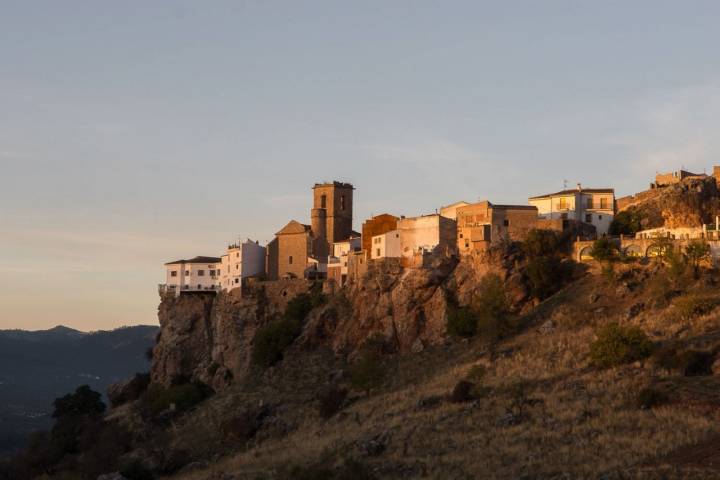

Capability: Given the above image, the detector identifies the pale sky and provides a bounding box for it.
[3,1,720,330]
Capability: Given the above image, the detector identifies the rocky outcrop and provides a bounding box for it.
[619,176,720,229]
[150,246,531,389]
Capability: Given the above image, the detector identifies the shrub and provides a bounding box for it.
[655,346,714,376]
[318,384,348,419]
[474,273,512,342]
[449,380,475,403]
[110,373,151,407]
[119,457,154,480]
[636,387,669,409]
[673,294,719,320]
[609,210,643,236]
[589,237,617,262]
[446,306,478,338]
[139,382,212,418]
[590,323,654,368]
[350,346,386,395]
[648,271,673,308]
[253,292,318,368]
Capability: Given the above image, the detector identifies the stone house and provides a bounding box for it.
[529,184,615,236]
[439,201,470,221]
[397,214,457,266]
[456,201,538,254]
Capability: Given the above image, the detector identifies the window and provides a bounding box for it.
[465,240,469,248]
[585,214,592,223]
[321,194,327,208]
[236,253,239,257]
[289,256,293,265]
[376,248,381,257]
[185,270,190,276]
[459,233,463,239]
[340,195,346,211]
[600,198,608,209]
[559,198,567,210]
[586,198,593,209]
[599,215,603,220]
[235,278,239,283]
[236,265,239,270]
[170,271,177,277]
[503,220,509,227]
[198,270,204,276]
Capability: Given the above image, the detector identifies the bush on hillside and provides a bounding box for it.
[318,384,348,419]
[139,382,212,418]
[590,323,653,368]
[636,387,669,410]
[253,292,321,368]
[673,294,719,321]
[474,273,513,342]
[109,373,151,407]
[350,343,386,395]
[655,346,715,376]
[446,306,478,338]
[685,239,711,278]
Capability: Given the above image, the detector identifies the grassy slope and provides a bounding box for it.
[167,263,720,479]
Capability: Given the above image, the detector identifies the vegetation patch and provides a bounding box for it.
[673,293,719,321]
[636,387,670,410]
[590,323,654,368]
[318,384,349,419]
[139,381,213,418]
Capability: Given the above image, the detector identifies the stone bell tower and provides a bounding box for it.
[311,181,354,247]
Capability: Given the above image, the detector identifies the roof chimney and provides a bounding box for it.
[576,182,582,191]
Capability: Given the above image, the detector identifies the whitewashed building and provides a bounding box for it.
[529,184,615,236]
[162,256,222,296]
[219,239,267,291]
[327,235,361,287]
[370,229,401,259]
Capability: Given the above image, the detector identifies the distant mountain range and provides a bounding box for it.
[0,324,158,456]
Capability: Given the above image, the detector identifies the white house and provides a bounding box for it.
[370,229,401,259]
[327,235,361,287]
[528,184,615,236]
[162,256,222,296]
[219,239,267,291]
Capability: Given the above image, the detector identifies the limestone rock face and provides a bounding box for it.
[150,248,529,390]
[620,176,720,229]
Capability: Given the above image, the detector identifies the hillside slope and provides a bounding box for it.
[154,262,720,479]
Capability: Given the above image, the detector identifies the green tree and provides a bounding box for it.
[474,273,512,342]
[350,344,386,396]
[52,385,106,419]
[609,210,643,236]
[526,256,565,300]
[685,239,710,279]
[522,229,564,258]
[446,306,478,338]
[589,237,617,262]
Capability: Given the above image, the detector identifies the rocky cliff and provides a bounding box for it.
[618,176,720,229]
[150,246,532,389]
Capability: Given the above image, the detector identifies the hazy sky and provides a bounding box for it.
[3,1,720,330]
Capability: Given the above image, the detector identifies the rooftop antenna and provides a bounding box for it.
[563,179,568,189]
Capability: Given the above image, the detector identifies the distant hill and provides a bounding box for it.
[0,324,158,456]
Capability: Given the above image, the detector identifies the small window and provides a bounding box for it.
[376,248,381,257]
[586,198,592,209]
[600,198,608,209]
[236,253,239,257]
[465,240,469,248]
[185,270,190,276]
[321,194,327,209]
[236,265,239,269]
[170,271,177,277]
[503,219,509,227]
[340,195,346,211]
[599,215,603,220]
[235,278,239,283]
[459,233,463,238]
[289,256,293,265]
[198,270,204,276]
[585,214,592,223]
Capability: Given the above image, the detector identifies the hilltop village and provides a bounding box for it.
[161,166,720,295]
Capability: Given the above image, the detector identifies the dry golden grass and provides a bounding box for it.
[166,265,720,479]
